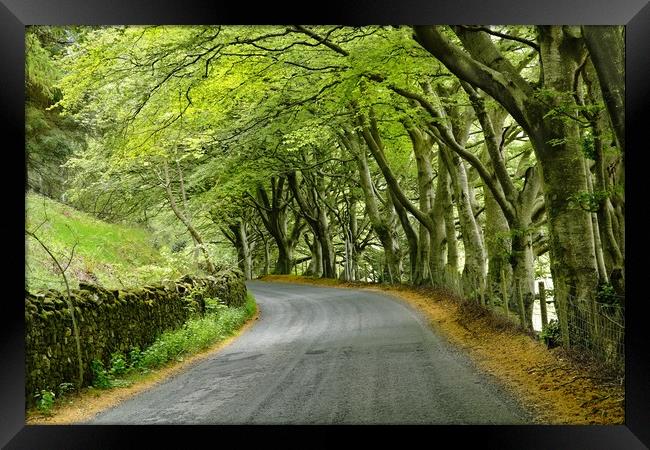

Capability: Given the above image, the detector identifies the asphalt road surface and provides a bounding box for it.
[90,281,531,424]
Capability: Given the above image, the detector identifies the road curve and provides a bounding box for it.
[90,281,531,424]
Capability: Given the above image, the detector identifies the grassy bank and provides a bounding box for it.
[27,292,258,424]
[26,191,190,291]
[259,275,624,425]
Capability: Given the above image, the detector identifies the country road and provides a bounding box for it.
[89,281,531,424]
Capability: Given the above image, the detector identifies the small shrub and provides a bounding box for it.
[597,283,615,302]
[109,352,128,377]
[140,340,169,369]
[35,389,56,415]
[91,359,111,389]
[596,282,623,318]
[205,297,227,315]
[128,346,143,369]
[541,319,562,348]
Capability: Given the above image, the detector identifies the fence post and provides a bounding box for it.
[539,281,548,331]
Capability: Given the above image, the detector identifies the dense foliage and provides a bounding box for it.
[26,25,625,364]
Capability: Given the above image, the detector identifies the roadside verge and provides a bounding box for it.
[26,294,259,425]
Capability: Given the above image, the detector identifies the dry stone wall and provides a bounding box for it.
[25,269,247,406]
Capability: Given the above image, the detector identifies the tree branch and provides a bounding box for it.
[457,25,540,52]
[291,25,350,56]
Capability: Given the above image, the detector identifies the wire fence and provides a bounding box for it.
[560,291,625,368]
[428,269,624,370]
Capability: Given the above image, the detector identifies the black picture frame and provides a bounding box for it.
[2,1,648,448]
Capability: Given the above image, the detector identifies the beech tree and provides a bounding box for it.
[412,25,623,343]
[44,24,624,361]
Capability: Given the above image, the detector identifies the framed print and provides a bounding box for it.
[2,0,648,448]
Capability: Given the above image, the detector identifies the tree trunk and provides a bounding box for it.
[341,223,356,281]
[390,190,417,284]
[413,25,602,348]
[304,235,323,277]
[584,62,625,298]
[581,26,625,157]
[263,238,270,276]
[533,26,601,348]
[429,149,448,283]
[510,218,536,330]
[343,130,403,283]
[384,193,405,284]
[440,146,487,296]
[286,171,336,278]
[230,222,252,280]
[441,160,458,274]
[163,160,215,274]
[409,126,435,285]
[275,242,293,275]
[584,158,608,283]
[484,183,512,305]
[176,159,199,264]
[348,197,360,280]
[252,178,303,275]
[316,206,337,278]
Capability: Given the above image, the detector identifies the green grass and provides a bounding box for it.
[135,293,257,370]
[25,191,192,291]
[85,293,257,390]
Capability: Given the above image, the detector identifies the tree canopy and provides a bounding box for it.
[27,24,625,365]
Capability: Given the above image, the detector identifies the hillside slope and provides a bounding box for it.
[25,192,190,292]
